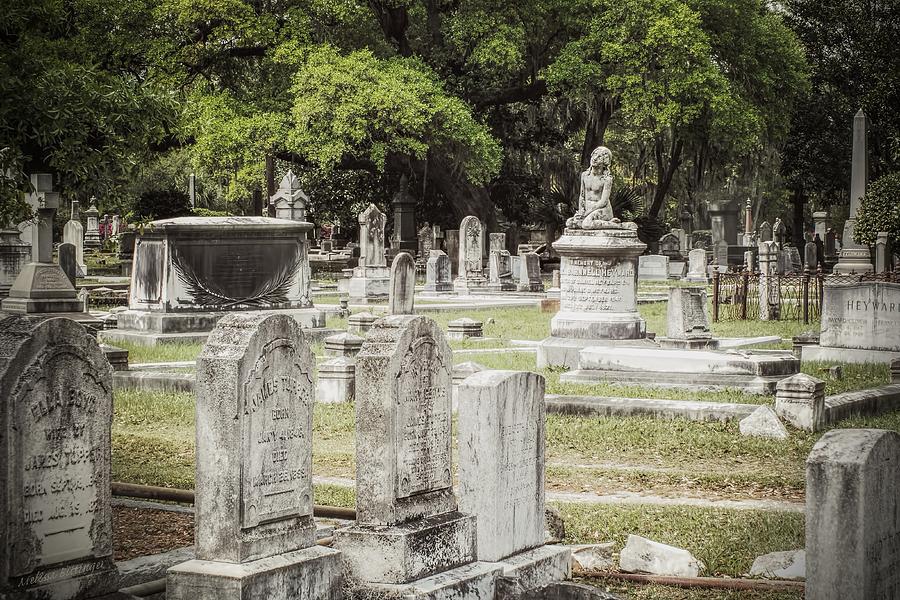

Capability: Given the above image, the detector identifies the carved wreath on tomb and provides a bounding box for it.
[171,245,302,309]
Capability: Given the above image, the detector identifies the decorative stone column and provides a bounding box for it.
[83,201,101,249]
[758,241,780,321]
[538,226,649,368]
[835,110,873,273]
[389,174,417,254]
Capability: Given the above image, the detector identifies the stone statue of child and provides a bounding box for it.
[567,146,636,230]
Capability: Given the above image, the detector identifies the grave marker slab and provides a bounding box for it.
[388,252,415,315]
[806,429,900,599]
[453,216,486,293]
[0,316,118,600]
[638,255,669,281]
[335,315,475,584]
[167,312,341,600]
[423,250,452,293]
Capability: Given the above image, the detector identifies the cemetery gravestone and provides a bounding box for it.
[758,241,780,321]
[806,429,900,600]
[454,216,487,293]
[638,255,669,281]
[167,313,341,599]
[517,252,544,292]
[418,225,433,258]
[390,175,417,254]
[659,287,715,349]
[423,250,452,293]
[458,370,571,588]
[58,243,77,288]
[458,371,547,559]
[488,249,515,292]
[685,248,708,283]
[444,230,459,276]
[83,203,101,250]
[0,228,30,299]
[62,200,86,277]
[658,233,681,259]
[875,232,890,273]
[758,221,772,243]
[269,170,308,222]
[0,316,119,600]
[804,241,818,272]
[489,233,506,255]
[835,110,873,274]
[334,315,477,585]
[388,252,415,315]
[803,282,900,363]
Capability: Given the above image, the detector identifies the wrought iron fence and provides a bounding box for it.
[712,269,900,323]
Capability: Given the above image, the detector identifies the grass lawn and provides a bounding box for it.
[586,580,803,600]
[112,389,900,502]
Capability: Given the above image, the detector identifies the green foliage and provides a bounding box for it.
[0,0,176,206]
[132,188,192,221]
[289,46,502,184]
[855,172,900,247]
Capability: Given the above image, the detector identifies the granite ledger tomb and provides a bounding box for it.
[101,216,323,346]
[802,282,900,364]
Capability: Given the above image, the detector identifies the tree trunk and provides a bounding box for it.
[579,100,614,167]
[791,186,805,247]
[420,158,496,230]
[649,136,684,219]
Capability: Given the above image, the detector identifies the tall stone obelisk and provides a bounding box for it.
[834,109,874,274]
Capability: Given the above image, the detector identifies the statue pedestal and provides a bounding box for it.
[538,227,652,368]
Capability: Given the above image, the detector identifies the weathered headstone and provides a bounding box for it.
[714,240,729,270]
[812,211,828,240]
[458,372,545,558]
[388,251,415,315]
[167,313,341,599]
[638,255,669,281]
[58,243,77,288]
[775,373,825,431]
[659,287,714,349]
[458,370,571,586]
[447,317,483,340]
[444,229,459,276]
[773,218,786,247]
[758,221,772,243]
[423,250,452,293]
[517,252,544,292]
[334,315,476,585]
[417,224,433,258]
[804,241,818,272]
[824,228,838,268]
[816,282,900,354]
[658,233,681,259]
[758,241,780,321]
[0,228,30,299]
[83,203,101,250]
[62,200,86,277]
[685,248,708,283]
[806,429,900,599]
[0,316,118,599]
[488,249,515,291]
[389,175,417,254]
[454,216,487,293]
[489,233,506,255]
[1,175,87,317]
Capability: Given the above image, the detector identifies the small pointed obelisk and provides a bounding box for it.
[834,109,874,273]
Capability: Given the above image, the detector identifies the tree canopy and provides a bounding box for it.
[5,0,886,242]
